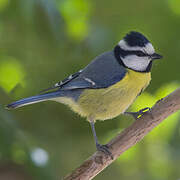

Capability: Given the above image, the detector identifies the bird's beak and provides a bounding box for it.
[151,53,163,60]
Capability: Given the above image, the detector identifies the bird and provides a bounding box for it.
[6,31,163,158]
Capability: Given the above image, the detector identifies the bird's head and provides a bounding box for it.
[114,31,163,72]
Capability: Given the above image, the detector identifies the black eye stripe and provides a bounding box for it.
[114,46,148,58]
[125,50,147,57]
[134,51,147,57]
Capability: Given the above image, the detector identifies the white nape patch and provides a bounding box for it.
[121,55,151,71]
[118,40,155,55]
[118,40,142,51]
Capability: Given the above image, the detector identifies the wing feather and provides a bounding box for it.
[40,51,127,93]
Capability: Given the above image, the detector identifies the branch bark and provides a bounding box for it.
[63,88,180,180]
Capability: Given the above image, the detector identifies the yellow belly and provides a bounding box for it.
[77,70,151,121]
[55,70,151,121]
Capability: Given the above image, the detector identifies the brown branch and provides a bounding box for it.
[63,88,180,180]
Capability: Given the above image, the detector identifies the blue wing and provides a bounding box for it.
[45,51,127,91]
[7,51,127,109]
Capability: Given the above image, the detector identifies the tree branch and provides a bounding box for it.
[63,88,180,180]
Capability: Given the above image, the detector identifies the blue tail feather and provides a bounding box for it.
[6,91,61,109]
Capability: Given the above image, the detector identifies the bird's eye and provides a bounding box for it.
[135,51,146,57]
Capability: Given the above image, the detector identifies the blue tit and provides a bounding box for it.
[7,31,163,157]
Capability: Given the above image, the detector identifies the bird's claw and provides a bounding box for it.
[96,143,113,159]
[125,107,151,120]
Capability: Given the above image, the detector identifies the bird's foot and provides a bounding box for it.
[124,107,151,120]
[96,143,113,160]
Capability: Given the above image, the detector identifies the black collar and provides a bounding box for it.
[113,45,152,73]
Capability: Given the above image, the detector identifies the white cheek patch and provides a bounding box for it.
[121,55,151,71]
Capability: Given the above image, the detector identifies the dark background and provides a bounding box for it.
[0,0,180,179]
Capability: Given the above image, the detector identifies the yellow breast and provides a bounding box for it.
[76,69,151,121]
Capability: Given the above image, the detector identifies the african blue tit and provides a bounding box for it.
[7,31,163,157]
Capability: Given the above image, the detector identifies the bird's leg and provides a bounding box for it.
[90,121,113,159]
[124,107,151,120]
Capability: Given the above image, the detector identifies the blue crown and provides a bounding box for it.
[124,31,149,47]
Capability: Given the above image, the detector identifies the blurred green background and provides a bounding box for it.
[0,0,180,179]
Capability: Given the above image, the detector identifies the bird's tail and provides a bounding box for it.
[6,91,61,109]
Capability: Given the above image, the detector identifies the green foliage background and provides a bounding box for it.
[0,0,180,179]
